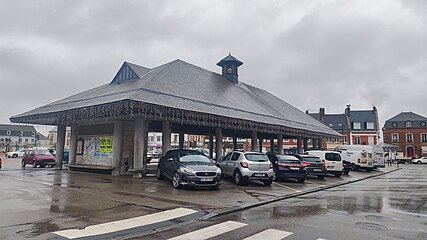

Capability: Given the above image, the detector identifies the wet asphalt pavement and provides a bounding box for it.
[0,156,424,240]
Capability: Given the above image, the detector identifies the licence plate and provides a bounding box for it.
[254,173,265,177]
[289,167,300,170]
[200,178,213,182]
[313,169,322,172]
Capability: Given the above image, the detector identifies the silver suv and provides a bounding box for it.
[219,151,274,186]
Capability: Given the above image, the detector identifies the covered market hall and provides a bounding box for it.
[10,54,340,177]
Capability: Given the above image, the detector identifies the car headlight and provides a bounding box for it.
[216,168,222,174]
[179,167,195,175]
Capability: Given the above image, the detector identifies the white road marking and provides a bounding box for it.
[317,238,329,240]
[53,207,197,239]
[168,221,247,240]
[272,182,302,192]
[243,229,293,240]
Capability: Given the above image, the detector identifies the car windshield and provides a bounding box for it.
[35,150,52,156]
[244,153,268,162]
[325,153,341,161]
[301,156,321,163]
[277,155,301,164]
[178,152,211,163]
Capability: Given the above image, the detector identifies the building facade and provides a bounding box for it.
[0,124,37,152]
[383,112,427,158]
[48,127,71,148]
[308,105,380,149]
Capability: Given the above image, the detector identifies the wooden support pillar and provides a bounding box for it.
[297,136,302,154]
[251,131,258,151]
[277,134,283,155]
[69,124,78,166]
[112,121,123,176]
[303,137,308,152]
[55,125,66,170]
[179,132,184,150]
[133,118,147,178]
[318,138,324,150]
[270,139,274,153]
[162,121,171,155]
[258,138,263,153]
[215,128,223,161]
[209,135,214,160]
[233,136,237,150]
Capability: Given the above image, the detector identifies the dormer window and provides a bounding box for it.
[6,130,11,136]
[366,122,374,130]
[32,132,35,136]
[353,122,361,130]
[19,131,23,136]
[405,121,412,127]
[329,124,333,127]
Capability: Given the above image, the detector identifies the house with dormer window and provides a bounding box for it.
[308,105,380,149]
[383,112,427,158]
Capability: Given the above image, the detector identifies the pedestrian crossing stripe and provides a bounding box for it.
[53,207,197,239]
[168,221,247,240]
[243,229,293,240]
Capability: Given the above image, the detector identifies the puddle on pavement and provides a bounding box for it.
[355,222,388,231]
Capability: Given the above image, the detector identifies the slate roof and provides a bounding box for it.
[324,114,349,132]
[11,59,339,136]
[349,110,378,131]
[384,112,427,128]
[0,124,36,137]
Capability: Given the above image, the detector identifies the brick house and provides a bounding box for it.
[383,112,427,158]
[308,105,380,149]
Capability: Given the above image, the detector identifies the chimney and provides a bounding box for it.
[345,104,351,118]
[319,108,325,123]
[217,53,243,84]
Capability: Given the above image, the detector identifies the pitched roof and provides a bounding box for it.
[0,124,36,132]
[384,112,427,128]
[324,114,349,131]
[349,110,378,131]
[11,59,338,136]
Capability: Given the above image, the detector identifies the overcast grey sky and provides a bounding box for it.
[1,0,426,135]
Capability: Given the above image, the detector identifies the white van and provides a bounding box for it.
[305,150,343,177]
[335,145,375,171]
[372,146,385,168]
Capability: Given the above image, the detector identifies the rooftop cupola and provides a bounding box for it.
[216,53,243,84]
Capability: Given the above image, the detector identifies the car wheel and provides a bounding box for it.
[12,154,18,158]
[32,161,37,168]
[156,168,164,180]
[417,161,422,164]
[298,178,305,183]
[317,175,325,180]
[172,172,181,189]
[344,169,350,174]
[334,173,342,177]
[21,160,26,167]
[234,170,248,186]
[263,178,273,186]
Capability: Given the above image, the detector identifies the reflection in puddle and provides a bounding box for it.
[326,195,383,214]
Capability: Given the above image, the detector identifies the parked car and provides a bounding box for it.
[147,150,161,163]
[21,149,56,168]
[156,149,222,189]
[411,157,427,164]
[305,150,343,177]
[219,151,274,186]
[294,154,326,179]
[268,154,307,183]
[5,149,26,158]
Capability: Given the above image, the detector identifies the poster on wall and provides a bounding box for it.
[81,136,113,166]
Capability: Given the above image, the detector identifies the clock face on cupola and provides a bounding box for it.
[216,53,244,84]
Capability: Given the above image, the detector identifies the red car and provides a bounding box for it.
[22,149,56,168]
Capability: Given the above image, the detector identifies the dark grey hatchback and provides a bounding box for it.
[156,150,222,189]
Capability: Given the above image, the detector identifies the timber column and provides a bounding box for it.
[258,138,263,153]
[162,121,171,155]
[69,124,78,165]
[133,119,148,178]
[270,139,274,153]
[55,125,66,170]
[209,135,214,159]
[296,136,302,154]
[179,132,184,150]
[112,121,123,176]
[251,131,258,151]
[215,128,223,161]
[233,136,237,150]
[277,134,283,155]
[303,137,308,152]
